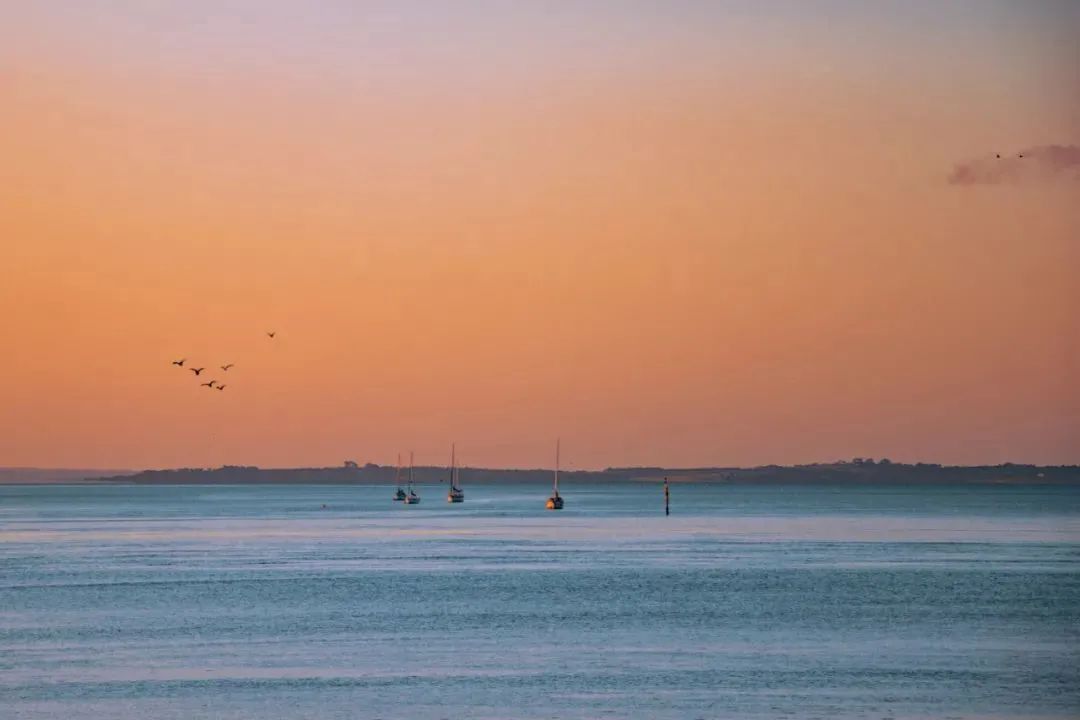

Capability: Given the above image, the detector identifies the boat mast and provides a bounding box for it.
[409,451,414,491]
[554,438,560,496]
[451,442,456,489]
[395,452,402,491]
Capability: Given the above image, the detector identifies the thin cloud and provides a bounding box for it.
[948,144,1080,186]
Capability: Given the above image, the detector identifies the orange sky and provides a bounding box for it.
[1,2,1078,469]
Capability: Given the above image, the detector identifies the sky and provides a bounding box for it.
[1,1,1077,470]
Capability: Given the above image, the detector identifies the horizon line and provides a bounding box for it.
[5,459,1079,474]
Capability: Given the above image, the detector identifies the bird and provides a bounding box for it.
[216,384,226,391]
[995,153,1001,159]
[221,364,234,371]
[200,380,216,388]
[171,358,186,367]
[266,331,276,339]
[190,367,206,376]
[1018,153,1024,158]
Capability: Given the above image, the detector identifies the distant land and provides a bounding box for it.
[2,460,1077,485]
[0,468,137,484]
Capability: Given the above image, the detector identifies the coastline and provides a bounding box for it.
[3,462,1078,486]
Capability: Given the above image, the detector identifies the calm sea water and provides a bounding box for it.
[1,482,1078,719]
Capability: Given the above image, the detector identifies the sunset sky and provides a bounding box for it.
[2,1,1077,470]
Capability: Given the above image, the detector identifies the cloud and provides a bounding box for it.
[948,144,1080,186]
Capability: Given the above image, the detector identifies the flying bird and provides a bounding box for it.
[266,331,276,339]
[1018,153,1024,158]
[190,367,206,376]
[995,153,1001,159]
[216,384,226,391]
[171,358,186,367]
[221,364,234,371]
[200,380,216,388]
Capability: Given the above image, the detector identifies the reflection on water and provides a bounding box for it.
[1,483,1079,719]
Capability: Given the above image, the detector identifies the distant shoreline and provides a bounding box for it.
[2,462,1078,486]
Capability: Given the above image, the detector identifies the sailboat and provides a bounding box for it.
[447,443,464,503]
[403,451,420,504]
[545,438,564,510]
[392,453,407,502]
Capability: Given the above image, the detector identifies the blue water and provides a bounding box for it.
[1,483,1078,719]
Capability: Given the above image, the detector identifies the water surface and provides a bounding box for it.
[2,483,1078,719]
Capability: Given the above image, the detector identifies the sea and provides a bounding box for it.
[1,482,1078,719]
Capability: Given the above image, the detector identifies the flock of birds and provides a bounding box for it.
[171,331,276,393]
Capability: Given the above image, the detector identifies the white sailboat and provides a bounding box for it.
[403,451,420,504]
[545,438,564,510]
[447,443,464,503]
